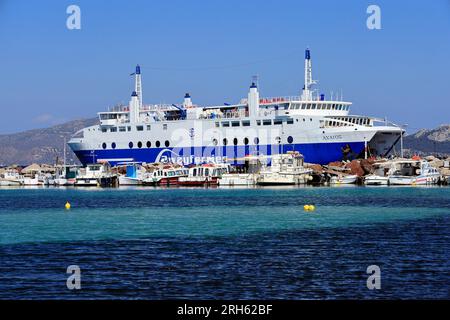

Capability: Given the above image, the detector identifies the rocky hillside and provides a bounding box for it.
[404,124,450,156]
[0,118,98,166]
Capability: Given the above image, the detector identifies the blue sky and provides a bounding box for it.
[0,0,449,133]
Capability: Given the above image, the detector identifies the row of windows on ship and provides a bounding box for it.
[101,136,295,150]
[289,103,350,111]
[97,118,303,133]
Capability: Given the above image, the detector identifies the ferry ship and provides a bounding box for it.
[69,49,404,166]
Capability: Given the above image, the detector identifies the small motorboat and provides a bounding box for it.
[330,174,358,185]
[364,174,389,186]
[388,160,441,185]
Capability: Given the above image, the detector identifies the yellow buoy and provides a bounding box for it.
[304,205,309,211]
[65,201,71,210]
[310,205,316,211]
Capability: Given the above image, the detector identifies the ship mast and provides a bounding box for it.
[301,48,317,101]
[135,65,143,109]
[129,65,142,123]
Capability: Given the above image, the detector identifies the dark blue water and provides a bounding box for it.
[0,187,449,299]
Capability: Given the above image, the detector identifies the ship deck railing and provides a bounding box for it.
[240,95,349,104]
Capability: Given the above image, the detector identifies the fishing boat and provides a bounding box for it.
[257,152,313,185]
[75,163,114,186]
[143,166,189,186]
[118,162,147,185]
[219,155,262,186]
[0,170,23,186]
[388,160,441,185]
[178,164,230,186]
[21,174,40,186]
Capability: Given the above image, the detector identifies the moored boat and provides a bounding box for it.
[21,174,40,186]
[330,174,358,185]
[388,160,441,185]
[256,152,313,186]
[364,174,389,185]
[118,162,147,185]
[143,166,189,186]
[75,162,114,187]
[178,164,230,186]
[0,170,23,186]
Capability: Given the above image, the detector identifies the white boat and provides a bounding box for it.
[363,162,390,185]
[388,160,441,185]
[21,174,40,186]
[219,173,258,186]
[330,174,358,185]
[257,152,313,186]
[75,163,113,186]
[0,170,23,186]
[364,174,389,185]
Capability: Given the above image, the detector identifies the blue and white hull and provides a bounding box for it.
[72,141,366,167]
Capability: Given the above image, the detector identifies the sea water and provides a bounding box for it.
[0,186,449,299]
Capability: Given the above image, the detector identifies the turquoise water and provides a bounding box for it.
[0,186,449,244]
[0,186,449,299]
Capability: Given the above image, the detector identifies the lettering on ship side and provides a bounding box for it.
[322,134,343,141]
[155,148,227,165]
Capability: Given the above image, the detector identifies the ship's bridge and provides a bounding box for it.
[240,95,351,116]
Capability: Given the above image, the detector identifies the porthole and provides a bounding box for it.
[146,141,151,148]
[244,137,249,145]
[276,136,281,144]
[137,141,143,148]
[111,142,116,149]
[128,142,133,149]
[102,143,107,149]
[287,136,294,144]
[156,141,160,148]
[212,138,218,146]
[254,137,259,145]
[165,140,170,147]
[223,138,228,146]
[233,138,238,146]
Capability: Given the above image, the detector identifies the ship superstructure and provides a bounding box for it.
[69,49,403,166]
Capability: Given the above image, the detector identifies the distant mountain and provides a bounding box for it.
[0,118,98,166]
[404,124,450,156]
